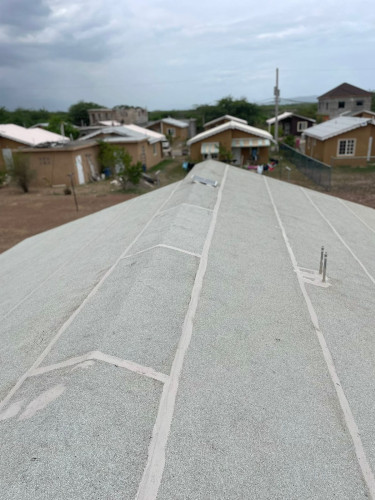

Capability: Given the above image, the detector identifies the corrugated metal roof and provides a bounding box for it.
[319,82,372,99]
[79,125,165,144]
[266,112,316,125]
[187,121,273,146]
[303,116,372,141]
[161,117,189,128]
[204,115,248,128]
[0,124,68,146]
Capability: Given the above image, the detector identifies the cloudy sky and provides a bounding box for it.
[1,0,374,111]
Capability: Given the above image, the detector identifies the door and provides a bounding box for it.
[2,149,13,170]
[75,155,85,184]
[232,147,241,165]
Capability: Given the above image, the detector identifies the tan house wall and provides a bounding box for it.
[0,137,27,169]
[189,129,270,164]
[305,124,375,166]
[109,139,162,169]
[160,122,188,142]
[22,144,99,186]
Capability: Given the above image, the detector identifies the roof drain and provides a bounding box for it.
[191,174,218,187]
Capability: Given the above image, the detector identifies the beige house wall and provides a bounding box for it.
[305,124,375,166]
[109,139,162,169]
[160,122,188,141]
[189,129,270,164]
[21,144,99,186]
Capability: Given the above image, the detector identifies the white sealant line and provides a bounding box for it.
[265,177,375,499]
[302,188,375,286]
[0,182,181,412]
[135,165,229,500]
[1,199,136,321]
[158,202,213,216]
[30,351,169,384]
[338,198,375,235]
[121,244,201,261]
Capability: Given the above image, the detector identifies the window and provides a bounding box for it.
[337,139,355,156]
[356,100,363,106]
[297,121,308,132]
[338,101,345,108]
[152,143,157,155]
[167,128,175,137]
[39,157,51,166]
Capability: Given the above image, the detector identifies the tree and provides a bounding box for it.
[10,153,35,193]
[97,141,142,189]
[68,101,103,126]
[218,143,233,163]
[46,115,79,140]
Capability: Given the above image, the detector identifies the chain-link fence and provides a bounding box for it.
[280,143,331,189]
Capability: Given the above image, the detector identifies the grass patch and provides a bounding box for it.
[148,159,175,173]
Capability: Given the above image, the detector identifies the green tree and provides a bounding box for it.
[10,153,35,193]
[218,143,233,163]
[371,92,375,112]
[68,101,103,126]
[46,115,79,139]
[97,141,142,189]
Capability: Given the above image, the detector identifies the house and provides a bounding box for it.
[266,112,315,136]
[18,141,99,186]
[2,159,375,498]
[80,124,164,169]
[0,124,68,170]
[203,114,248,130]
[318,83,372,120]
[303,116,375,166]
[88,107,148,127]
[187,120,273,165]
[146,117,190,141]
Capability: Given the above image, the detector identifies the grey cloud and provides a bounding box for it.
[2,0,51,32]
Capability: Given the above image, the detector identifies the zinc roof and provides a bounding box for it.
[0,124,68,146]
[1,161,375,498]
[266,112,316,125]
[187,120,273,145]
[79,125,164,145]
[203,114,248,128]
[319,82,372,99]
[303,116,372,140]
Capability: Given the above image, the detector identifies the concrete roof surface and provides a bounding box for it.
[303,116,373,140]
[1,160,375,499]
[0,124,68,146]
[187,121,273,145]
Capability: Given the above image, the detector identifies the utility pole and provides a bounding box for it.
[274,68,280,151]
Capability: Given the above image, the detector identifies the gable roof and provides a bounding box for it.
[319,83,372,100]
[303,116,373,140]
[2,160,375,498]
[266,112,316,125]
[187,120,272,145]
[203,114,248,128]
[79,125,165,144]
[0,124,68,146]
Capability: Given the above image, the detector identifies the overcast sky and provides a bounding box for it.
[1,0,374,111]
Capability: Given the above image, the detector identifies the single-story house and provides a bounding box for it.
[351,110,375,119]
[187,121,273,165]
[80,125,165,169]
[0,124,67,170]
[266,112,316,136]
[303,116,375,167]
[203,115,248,130]
[147,118,189,141]
[18,141,99,186]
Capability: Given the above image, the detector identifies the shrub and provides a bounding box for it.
[10,153,35,193]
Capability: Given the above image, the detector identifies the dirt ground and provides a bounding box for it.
[0,158,186,254]
[265,161,375,210]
